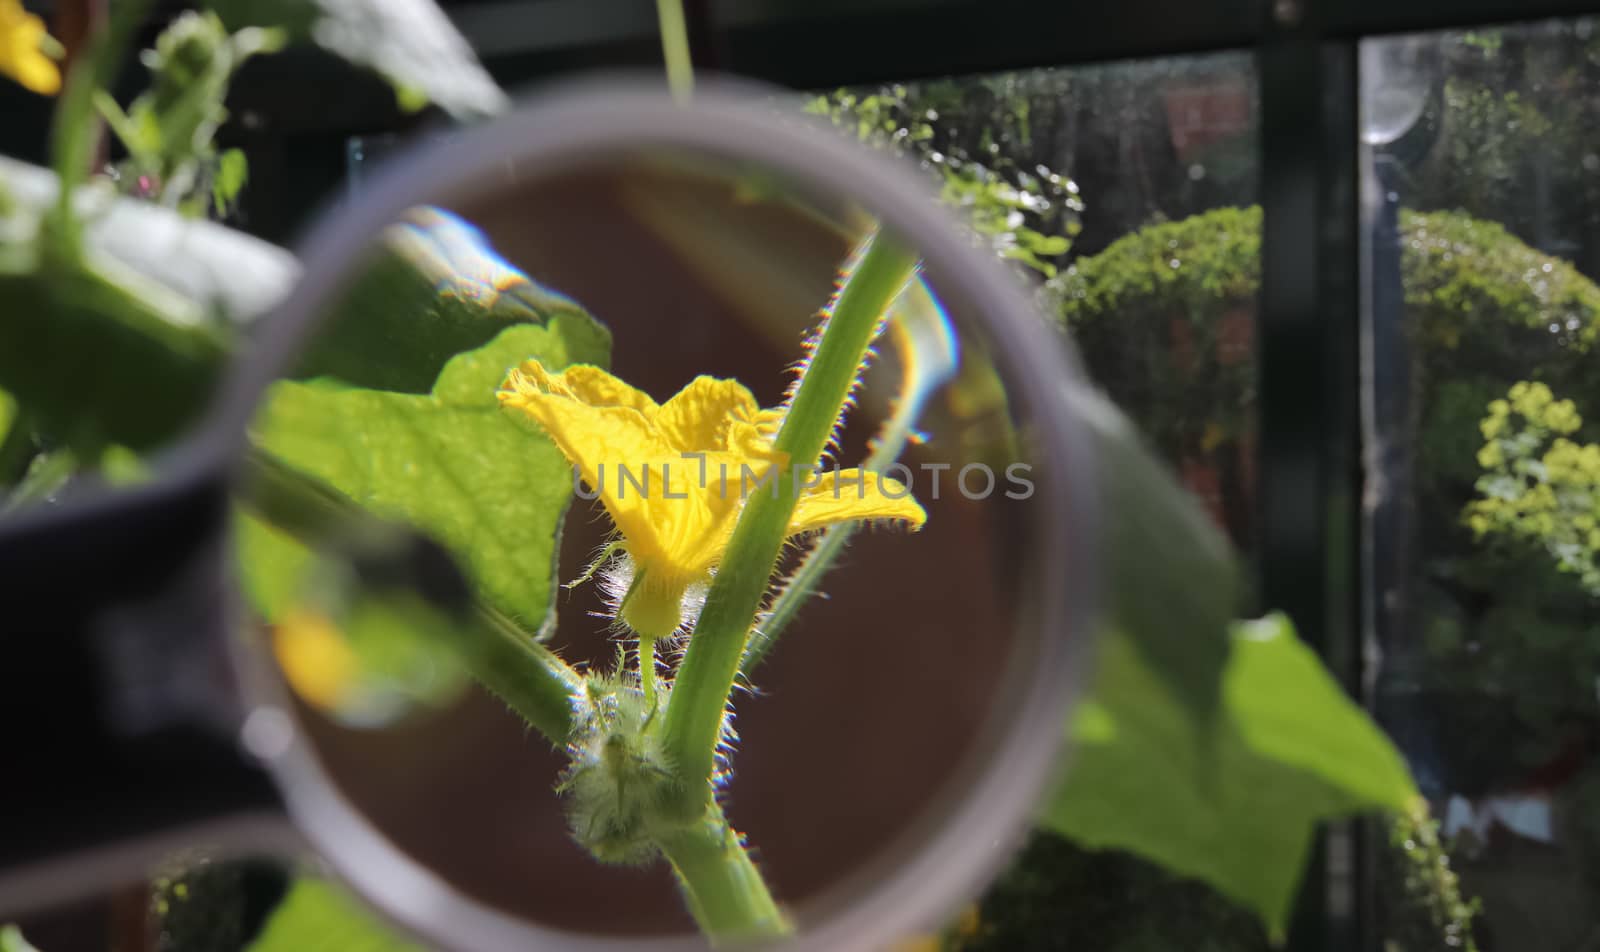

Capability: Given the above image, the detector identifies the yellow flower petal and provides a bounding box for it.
[556,364,660,413]
[499,358,924,638]
[506,361,659,414]
[790,469,926,536]
[273,609,360,712]
[0,1,60,96]
[656,375,764,452]
[501,387,672,548]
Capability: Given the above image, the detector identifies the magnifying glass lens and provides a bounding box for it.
[236,142,1076,942]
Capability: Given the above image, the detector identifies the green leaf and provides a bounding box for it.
[246,877,422,952]
[212,148,249,211]
[1043,614,1418,938]
[0,390,15,446]
[392,83,430,114]
[0,162,580,457]
[205,0,508,119]
[0,388,32,488]
[1028,233,1070,256]
[135,13,234,169]
[0,162,232,452]
[1073,385,1236,721]
[0,249,227,452]
[246,318,609,636]
[1,157,297,325]
[237,511,477,724]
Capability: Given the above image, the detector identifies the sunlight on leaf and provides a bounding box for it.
[0,156,297,324]
[205,0,507,119]
[1074,385,1236,721]
[246,877,421,952]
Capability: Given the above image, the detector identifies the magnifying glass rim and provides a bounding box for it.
[233,74,1103,952]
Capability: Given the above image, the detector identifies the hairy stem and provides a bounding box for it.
[659,232,917,816]
[741,354,929,675]
[470,605,584,744]
[656,803,790,941]
[641,636,659,709]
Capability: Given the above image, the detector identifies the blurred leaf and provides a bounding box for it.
[1,161,584,458]
[1072,385,1236,721]
[0,243,227,452]
[1026,233,1070,256]
[1044,614,1418,939]
[245,318,609,637]
[0,389,33,488]
[260,575,471,726]
[0,925,39,952]
[0,390,15,445]
[205,0,508,119]
[212,147,249,211]
[392,83,430,114]
[246,877,421,952]
[1,157,297,324]
[239,445,584,740]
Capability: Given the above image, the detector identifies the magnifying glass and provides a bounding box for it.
[0,78,1098,951]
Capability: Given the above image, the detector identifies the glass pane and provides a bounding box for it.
[812,53,1259,550]
[1364,20,1600,951]
[813,51,1267,948]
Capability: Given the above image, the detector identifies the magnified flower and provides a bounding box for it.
[0,0,61,96]
[499,360,925,639]
[272,608,359,713]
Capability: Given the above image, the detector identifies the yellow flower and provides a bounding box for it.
[499,361,926,638]
[273,608,360,712]
[0,0,60,96]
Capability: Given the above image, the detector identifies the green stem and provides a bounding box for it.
[471,605,584,743]
[659,233,917,815]
[241,448,583,745]
[47,0,151,258]
[656,803,790,941]
[640,636,659,709]
[653,0,694,103]
[741,357,929,675]
[741,523,856,675]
